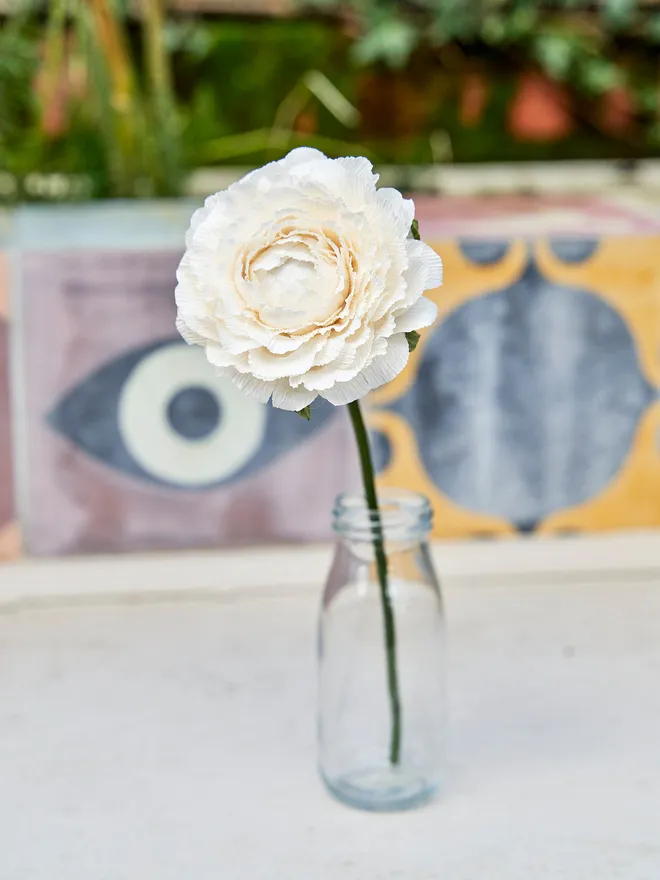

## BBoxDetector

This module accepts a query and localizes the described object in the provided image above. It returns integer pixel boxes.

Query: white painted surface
[3,531,660,608]
[187,160,660,198]
[1,561,659,878]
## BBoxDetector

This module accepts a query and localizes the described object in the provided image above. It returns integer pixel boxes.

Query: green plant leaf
[297,406,312,420]
[481,14,507,45]
[580,57,623,95]
[646,14,660,43]
[352,18,418,69]
[410,218,420,240]
[533,33,574,81]
[405,331,420,353]
[602,0,636,29]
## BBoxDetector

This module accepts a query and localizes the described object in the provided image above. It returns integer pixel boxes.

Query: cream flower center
[240,228,351,333]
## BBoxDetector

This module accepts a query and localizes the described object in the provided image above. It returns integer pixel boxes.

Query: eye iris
[166,386,221,441]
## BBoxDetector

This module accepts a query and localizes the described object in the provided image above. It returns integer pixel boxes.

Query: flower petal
[376,187,415,239]
[204,342,241,369]
[176,315,207,346]
[185,191,222,246]
[321,333,409,405]
[408,239,444,290]
[225,368,276,404]
[394,296,438,333]
[271,382,318,412]
[247,339,319,381]
[280,146,327,168]
[334,156,379,208]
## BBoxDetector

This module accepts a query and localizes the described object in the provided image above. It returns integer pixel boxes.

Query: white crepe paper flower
[175,147,442,412]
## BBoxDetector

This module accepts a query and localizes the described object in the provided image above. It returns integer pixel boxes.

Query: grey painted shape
[48,338,337,491]
[549,238,599,264]
[369,429,392,475]
[392,259,655,529]
[459,240,510,265]
[167,387,221,440]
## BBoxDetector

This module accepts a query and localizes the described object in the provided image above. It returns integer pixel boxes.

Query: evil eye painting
[370,234,660,537]
[18,239,355,556]
[15,200,660,554]
[48,338,335,491]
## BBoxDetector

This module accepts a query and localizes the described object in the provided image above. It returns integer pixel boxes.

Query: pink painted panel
[0,249,18,559]
[19,249,356,556]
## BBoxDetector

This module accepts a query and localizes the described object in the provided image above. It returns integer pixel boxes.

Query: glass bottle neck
[332,491,432,544]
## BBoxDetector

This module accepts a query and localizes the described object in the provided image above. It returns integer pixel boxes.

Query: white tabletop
[1,552,660,879]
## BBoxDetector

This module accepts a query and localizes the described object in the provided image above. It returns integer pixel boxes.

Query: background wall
[2,191,660,558]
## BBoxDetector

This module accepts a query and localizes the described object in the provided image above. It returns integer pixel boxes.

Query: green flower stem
[347,400,402,766]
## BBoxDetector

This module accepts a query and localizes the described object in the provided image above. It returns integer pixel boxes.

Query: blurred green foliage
[1,0,660,200]
[0,7,41,180]
[310,0,658,70]
[168,19,358,166]
[309,0,660,111]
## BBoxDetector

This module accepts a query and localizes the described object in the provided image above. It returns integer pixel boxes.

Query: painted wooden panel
[370,195,660,538]
[0,218,19,559]
[14,205,356,556]
[11,194,660,552]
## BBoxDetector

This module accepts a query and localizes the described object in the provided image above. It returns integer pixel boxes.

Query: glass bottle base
[322,766,438,812]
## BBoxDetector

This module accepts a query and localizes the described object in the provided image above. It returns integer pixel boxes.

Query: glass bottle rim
[333,490,433,540]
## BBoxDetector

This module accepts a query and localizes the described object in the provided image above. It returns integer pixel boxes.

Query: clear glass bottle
[318,490,446,812]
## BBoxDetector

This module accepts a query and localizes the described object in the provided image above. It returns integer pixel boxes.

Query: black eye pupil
[166,386,221,440]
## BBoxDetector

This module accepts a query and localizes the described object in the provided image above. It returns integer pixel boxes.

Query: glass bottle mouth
[332,490,433,542]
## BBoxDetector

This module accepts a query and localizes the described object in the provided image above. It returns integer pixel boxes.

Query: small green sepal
[405,330,420,352]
